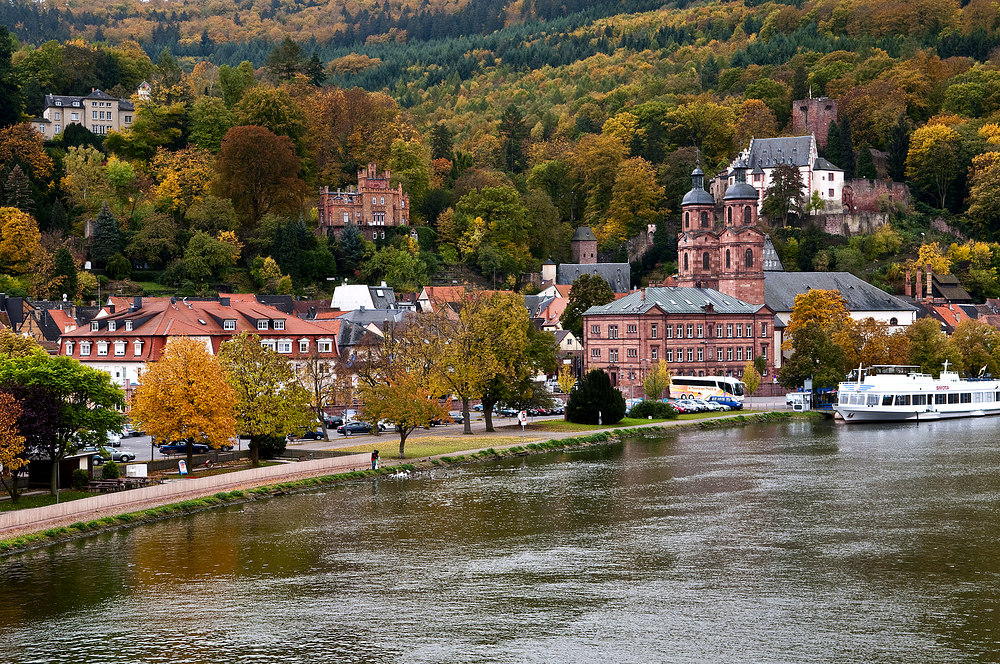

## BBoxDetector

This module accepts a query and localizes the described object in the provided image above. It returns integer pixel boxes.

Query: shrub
[106,253,132,280]
[566,369,626,425]
[256,434,287,460]
[101,461,120,480]
[71,468,90,491]
[627,400,678,420]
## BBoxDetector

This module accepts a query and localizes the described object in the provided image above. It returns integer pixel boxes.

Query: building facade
[582,287,775,398]
[726,136,844,214]
[791,96,838,150]
[33,89,136,138]
[317,163,411,239]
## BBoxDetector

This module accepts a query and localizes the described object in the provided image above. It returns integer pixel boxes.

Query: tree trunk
[483,397,497,432]
[186,438,194,473]
[398,430,407,458]
[249,436,261,467]
[49,458,59,497]
[462,397,472,435]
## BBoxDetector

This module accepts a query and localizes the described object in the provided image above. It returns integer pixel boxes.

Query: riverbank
[0,410,808,556]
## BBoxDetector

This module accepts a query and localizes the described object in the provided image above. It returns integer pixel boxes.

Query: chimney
[904,269,912,297]
[220,297,230,307]
[133,296,142,311]
[926,266,933,301]
[915,269,922,302]
[108,304,115,314]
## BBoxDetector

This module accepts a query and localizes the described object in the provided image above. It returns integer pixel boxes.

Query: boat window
[894,395,910,406]
[867,394,879,406]
[882,395,893,406]
[936,394,947,405]
[913,394,926,405]
[961,393,972,404]
[948,393,960,404]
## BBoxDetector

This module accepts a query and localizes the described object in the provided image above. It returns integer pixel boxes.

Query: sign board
[178,460,188,476]
[126,463,147,478]
[804,378,814,391]
[518,410,528,425]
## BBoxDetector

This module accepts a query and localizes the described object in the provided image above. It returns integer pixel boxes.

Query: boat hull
[835,406,1000,423]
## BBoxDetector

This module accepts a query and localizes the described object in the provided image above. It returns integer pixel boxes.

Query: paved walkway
[0,409,786,542]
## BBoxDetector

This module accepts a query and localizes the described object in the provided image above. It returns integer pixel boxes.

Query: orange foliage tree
[130,337,238,468]
[215,125,304,225]
[0,392,28,503]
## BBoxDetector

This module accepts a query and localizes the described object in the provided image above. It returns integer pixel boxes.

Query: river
[3,417,1000,663]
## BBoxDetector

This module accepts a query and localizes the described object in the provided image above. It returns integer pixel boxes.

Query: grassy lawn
[524,417,673,432]
[134,281,174,296]
[337,435,522,459]
[0,491,93,512]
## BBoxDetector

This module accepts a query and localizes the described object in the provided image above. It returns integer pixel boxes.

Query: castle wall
[792,98,838,150]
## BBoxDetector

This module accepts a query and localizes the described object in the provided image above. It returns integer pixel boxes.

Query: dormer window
[273,319,285,330]
[125,320,133,331]
[97,341,109,356]
[91,321,99,331]
[65,341,74,356]
[80,342,91,356]
[257,320,268,331]
[108,321,116,332]
[114,341,126,356]
[224,319,236,331]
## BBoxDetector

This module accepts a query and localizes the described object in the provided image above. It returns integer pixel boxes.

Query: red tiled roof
[48,308,77,334]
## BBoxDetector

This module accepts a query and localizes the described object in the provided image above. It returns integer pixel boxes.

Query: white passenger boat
[835,363,1000,423]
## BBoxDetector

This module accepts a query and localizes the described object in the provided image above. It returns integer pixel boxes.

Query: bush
[627,400,678,419]
[71,468,90,491]
[566,369,627,425]
[101,461,120,480]
[106,253,132,280]
[256,435,287,460]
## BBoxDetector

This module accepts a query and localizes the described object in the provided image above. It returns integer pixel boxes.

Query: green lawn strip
[0,491,92,512]
[335,436,522,459]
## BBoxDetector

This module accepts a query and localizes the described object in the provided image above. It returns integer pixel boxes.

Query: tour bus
[669,375,746,402]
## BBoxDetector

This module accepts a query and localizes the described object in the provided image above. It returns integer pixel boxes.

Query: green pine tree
[305,52,326,86]
[886,114,910,182]
[856,146,877,180]
[53,247,77,299]
[566,369,626,425]
[839,119,856,179]
[91,202,124,269]
[4,165,34,214]
[339,223,366,275]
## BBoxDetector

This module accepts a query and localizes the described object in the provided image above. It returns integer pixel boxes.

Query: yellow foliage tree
[601,157,665,244]
[152,146,217,216]
[905,122,961,209]
[0,123,54,180]
[130,338,238,467]
[602,111,643,148]
[0,207,41,274]
[557,364,577,395]
[0,392,28,502]
[643,359,672,400]
[0,326,43,359]
[741,360,761,409]
[783,288,849,348]
[834,317,911,369]
[914,241,951,274]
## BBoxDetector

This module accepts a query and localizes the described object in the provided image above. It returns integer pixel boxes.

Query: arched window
[700,211,709,227]
[684,253,689,270]
[725,249,731,269]
[684,211,690,228]
[889,317,898,326]
[702,252,710,270]
[744,205,753,224]
[727,207,732,224]
[745,248,754,268]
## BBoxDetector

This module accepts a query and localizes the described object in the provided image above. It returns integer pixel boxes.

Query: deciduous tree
[0,392,27,502]
[215,126,303,225]
[643,359,672,401]
[906,122,961,209]
[218,332,312,465]
[130,338,238,468]
[602,157,665,244]
[0,207,41,274]
[905,316,957,374]
[561,273,615,339]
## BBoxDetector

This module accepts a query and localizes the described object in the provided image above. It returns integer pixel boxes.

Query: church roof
[571,226,597,242]
[764,272,918,314]
[583,287,766,317]
[762,236,784,272]
[723,181,758,201]
[556,263,630,293]
[682,187,715,206]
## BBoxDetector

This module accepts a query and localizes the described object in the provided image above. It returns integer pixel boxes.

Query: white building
[32,89,136,138]
[727,136,844,214]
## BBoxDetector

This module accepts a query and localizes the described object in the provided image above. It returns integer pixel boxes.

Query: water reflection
[4,418,1000,662]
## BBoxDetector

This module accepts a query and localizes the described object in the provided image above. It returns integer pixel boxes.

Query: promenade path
[0,409,785,540]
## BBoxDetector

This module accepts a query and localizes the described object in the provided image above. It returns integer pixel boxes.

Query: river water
[4,418,1000,663]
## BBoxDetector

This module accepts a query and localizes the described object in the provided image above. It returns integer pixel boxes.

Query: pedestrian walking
[371,449,379,470]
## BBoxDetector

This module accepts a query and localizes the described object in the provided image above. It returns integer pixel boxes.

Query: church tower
[718,159,765,305]
[677,163,719,289]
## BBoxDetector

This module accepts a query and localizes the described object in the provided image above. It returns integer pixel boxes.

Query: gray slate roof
[368,285,397,309]
[762,236,784,272]
[747,136,814,169]
[763,272,918,314]
[571,226,597,242]
[583,287,765,317]
[682,185,715,206]
[557,263,630,293]
[813,157,842,171]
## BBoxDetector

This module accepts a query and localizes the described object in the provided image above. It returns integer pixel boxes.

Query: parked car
[337,421,381,436]
[94,449,136,464]
[106,433,122,447]
[122,423,144,437]
[323,416,344,428]
[449,411,465,424]
[159,442,210,455]
[708,396,742,410]
[293,429,324,440]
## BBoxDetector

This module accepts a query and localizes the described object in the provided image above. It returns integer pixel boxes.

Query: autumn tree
[0,207,41,274]
[0,392,27,502]
[0,123,53,181]
[61,145,109,215]
[742,360,761,410]
[297,346,349,439]
[233,87,308,155]
[761,163,805,227]
[557,364,577,395]
[663,101,735,166]
[906,123,961,209]
[951,319,1000,377]
[215,126,303,225]
[834,317,910,369]
[643,359,671,401]
[734,99,779,151]
[904,317,956,374]
[152,146,216,218]
[561,273,615,339]
[779,289,851,389]
[130,338,238,468]
[602,157,665,244]
[0,354,125,497]
[218,332,312,465]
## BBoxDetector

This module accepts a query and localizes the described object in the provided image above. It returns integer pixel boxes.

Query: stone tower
[571,226,598,264]
[717,160,765,305]
[792,97,838,150]
[677,164,719,290]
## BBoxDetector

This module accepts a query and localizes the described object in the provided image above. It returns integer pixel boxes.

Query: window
[65,341,73,355]
[736,347,743,361]
[626,324,637,335]
[380,197,385,205]
[700,211,708,228]
[684,211,690,229]
[92,110,98,119]
[745,249,754,268]
[91,321,99,331]
[684,253,688,270]
[686,348,693,362]
[318,339,333,353]
[72,112,79,121]
[257,320,268,330]
[114,341,126,356]
[736,324,742,338]
[80,342,91,356]
[828,188,834,197]
[761,322,768,338]
[54,124,60,134]
[746,346,753,360]
[627,348,637,358]
[761,345,767,360]
[697,324,704,338]
[591,324,600,336]
[650,323,658,339]
[108,321,116,332]
[261,339,276,351]
[744,205,752,223]
[133,340,143,356]
[591,348,601,358]
[665,325,673,339]
[717,324,724,337]
[914,394,927,405]
[889,317,898,326]
[727,207,732,224]
[651,347,658,360]
[224,319,236,331]
[935,394,947,405]
[299,339,309,353]
[608,325,618,339]
[373,232,378,239]
[725,249,731,268]
[273,319,285,331]
[745,324,752,337]
[277,340,292,353]
[675,324,683,338]
[726,324,733,338]
[697,347,704,361]
[665,349,673,362]
[344,212,349,224]
[124,115,131,123]
[609,349,618,363]
[97,342,109,356]
[717,348,724,361]
[686,324,694,338]
[726,347,733,361]
[702,252,710,270]
[372,196,377,205]
[125,320,133,331]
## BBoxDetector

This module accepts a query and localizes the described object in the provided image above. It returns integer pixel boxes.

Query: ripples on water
[4,418,1000,663]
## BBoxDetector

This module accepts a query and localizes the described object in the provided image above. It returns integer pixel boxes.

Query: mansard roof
[583,287,767,316]
[556,263,630,293]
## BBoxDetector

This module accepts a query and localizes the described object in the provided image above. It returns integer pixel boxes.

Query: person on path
[371,449,379,470]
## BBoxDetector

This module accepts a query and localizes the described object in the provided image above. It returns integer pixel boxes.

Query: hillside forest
[3,0,1000,301]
